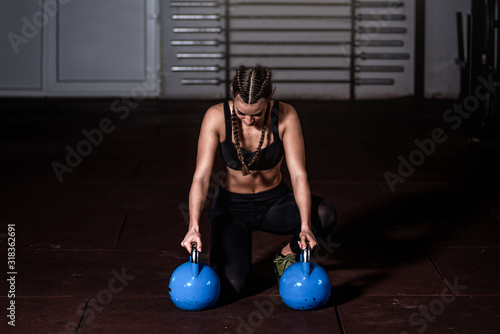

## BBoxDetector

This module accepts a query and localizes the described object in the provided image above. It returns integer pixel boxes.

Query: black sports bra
[219,100,284,171]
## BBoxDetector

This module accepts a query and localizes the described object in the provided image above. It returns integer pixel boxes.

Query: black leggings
[209,181,337,297]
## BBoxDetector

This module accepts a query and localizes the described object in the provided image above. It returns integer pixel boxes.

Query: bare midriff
[222,162,283,194]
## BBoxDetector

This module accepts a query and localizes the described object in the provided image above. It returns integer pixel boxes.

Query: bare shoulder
[277,101,300,130]
[204,102,224,122]
[202,102,225,133]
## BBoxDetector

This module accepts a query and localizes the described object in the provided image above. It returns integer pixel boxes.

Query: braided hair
[230,65,274,175]
[231,65,273,104]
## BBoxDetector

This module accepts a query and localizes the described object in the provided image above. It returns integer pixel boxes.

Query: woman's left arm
[281,104,317,251]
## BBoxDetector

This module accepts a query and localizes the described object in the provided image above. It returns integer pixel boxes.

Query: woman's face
[233,95,269,127]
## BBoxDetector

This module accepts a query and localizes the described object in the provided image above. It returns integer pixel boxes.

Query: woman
[181,65,336,300]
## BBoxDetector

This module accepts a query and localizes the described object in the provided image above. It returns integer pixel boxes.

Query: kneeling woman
[181,65,337,300]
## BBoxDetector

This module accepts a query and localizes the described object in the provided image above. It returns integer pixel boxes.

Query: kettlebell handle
[301,245,311,263]
[190,242,199,264]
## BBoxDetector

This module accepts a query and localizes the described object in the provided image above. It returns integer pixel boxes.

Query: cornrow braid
[230,65,274,176]
[256,70,272,101]
[232,65,273,103]
[236,67,244,101]
[231,102,271,176]
[248,69,256,104]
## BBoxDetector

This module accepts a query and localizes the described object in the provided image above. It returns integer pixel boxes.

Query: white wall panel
[354,0,415,99]
[45,0,160,96]
[425,0,470,99]
[161,0,225,99]
[0,0,160,97]
[58,0,146,82]
[0,1,42,89]
[162,0,415,100]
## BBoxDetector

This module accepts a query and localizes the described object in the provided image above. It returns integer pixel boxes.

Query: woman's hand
[298,227,317,250]
[181,230,202,253]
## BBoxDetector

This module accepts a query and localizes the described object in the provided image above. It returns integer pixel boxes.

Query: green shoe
[273,244,297,283]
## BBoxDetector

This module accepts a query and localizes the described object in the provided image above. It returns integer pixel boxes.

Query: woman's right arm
[181,106,221,253]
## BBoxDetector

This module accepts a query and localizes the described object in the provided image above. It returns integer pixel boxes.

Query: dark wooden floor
[1,97,499,333]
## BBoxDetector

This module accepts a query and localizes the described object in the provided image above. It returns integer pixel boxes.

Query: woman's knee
[226,270,248,294]
[316,198,337,232]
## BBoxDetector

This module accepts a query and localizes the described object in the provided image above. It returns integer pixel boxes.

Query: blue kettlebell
[279,246,331,310]
[169,243,220,311]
